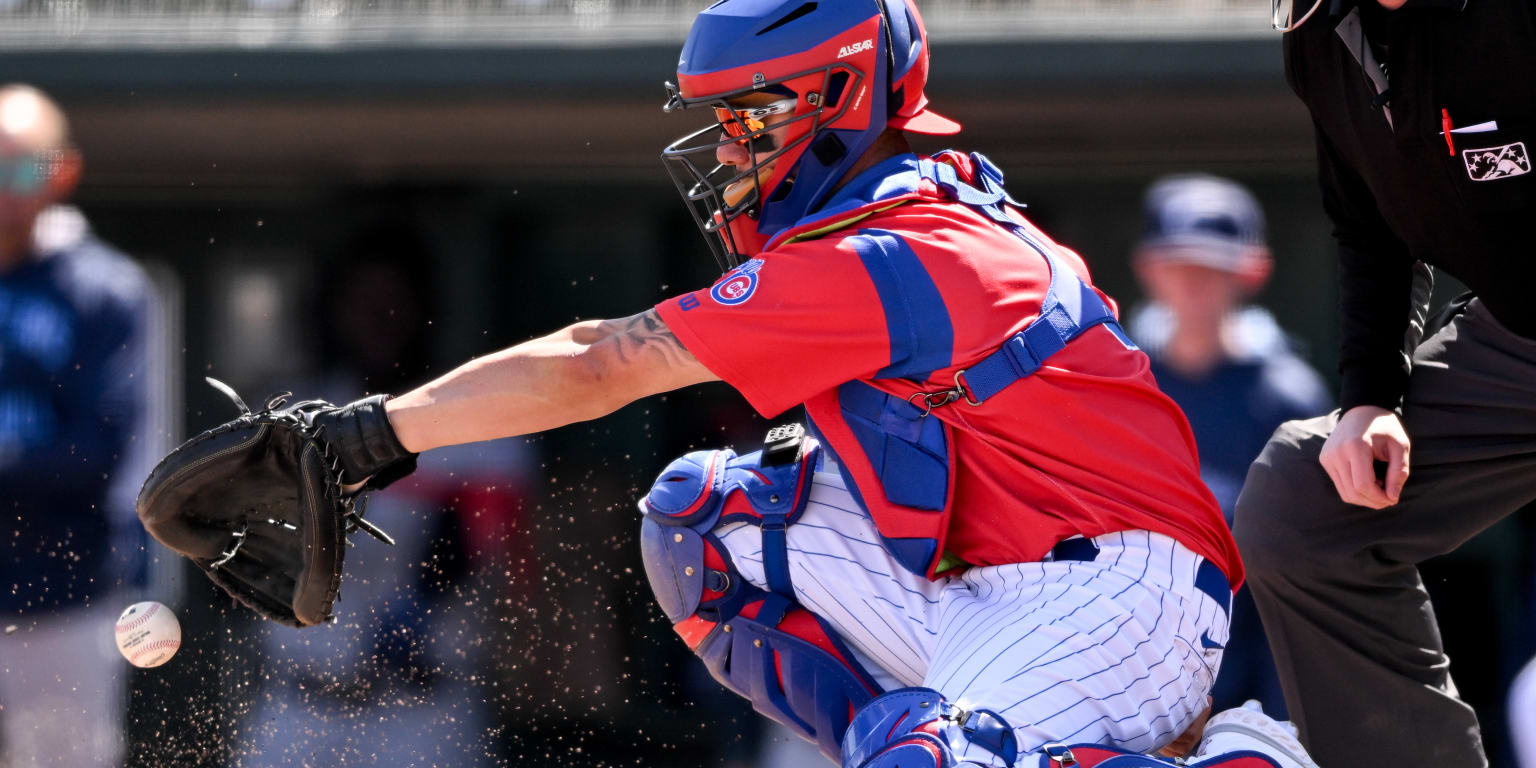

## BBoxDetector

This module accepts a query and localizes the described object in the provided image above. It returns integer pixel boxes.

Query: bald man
[0,84,152,767]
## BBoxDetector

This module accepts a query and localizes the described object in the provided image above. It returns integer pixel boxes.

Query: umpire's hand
[1319,405,1411,509]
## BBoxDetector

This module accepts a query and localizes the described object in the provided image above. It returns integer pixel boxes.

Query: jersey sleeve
[1315,122,1425,412]
[657,234,930,417]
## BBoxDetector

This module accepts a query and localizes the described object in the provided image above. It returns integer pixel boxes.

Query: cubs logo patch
[1462,141,1530,182]
[710,258,764,306]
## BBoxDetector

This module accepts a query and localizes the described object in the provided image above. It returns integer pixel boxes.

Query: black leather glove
[136,379,418,627]
[309,394,418,490]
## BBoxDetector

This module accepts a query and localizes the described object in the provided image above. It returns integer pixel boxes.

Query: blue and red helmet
[661,0,960,270]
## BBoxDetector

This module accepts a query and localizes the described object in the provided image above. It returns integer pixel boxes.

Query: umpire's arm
[384,308,717,453]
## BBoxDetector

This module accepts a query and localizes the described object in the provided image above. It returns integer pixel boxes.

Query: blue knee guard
[640,424,818,607]
[842,688,1018,768]
[638,427,883,762]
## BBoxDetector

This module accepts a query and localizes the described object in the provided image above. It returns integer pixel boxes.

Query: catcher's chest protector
[637,428,882,762]
[757,152,1133,580]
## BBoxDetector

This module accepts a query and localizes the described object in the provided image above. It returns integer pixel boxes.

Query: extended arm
[384,308,717,453]
[1313,125,1424,508]
[138,309,716,625]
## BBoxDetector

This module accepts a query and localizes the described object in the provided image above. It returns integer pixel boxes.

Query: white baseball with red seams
[114,601,181,668]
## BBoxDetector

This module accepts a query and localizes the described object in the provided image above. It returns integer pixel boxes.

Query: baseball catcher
[139,1,1324,766]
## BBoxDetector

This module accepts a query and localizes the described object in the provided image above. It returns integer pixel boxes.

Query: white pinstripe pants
[715,469,1230,764]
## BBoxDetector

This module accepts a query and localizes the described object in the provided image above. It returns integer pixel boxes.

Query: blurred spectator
[0,84,152,766]
[1127,174,1329,717]
[240,222,538,767]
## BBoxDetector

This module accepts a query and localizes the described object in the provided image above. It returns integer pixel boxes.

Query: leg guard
[1027,744,1282,768]
[638,427,882,762]
[838,693,1283,768]
[842,688,1019,768]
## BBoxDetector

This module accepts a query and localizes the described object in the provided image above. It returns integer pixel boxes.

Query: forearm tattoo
[597,309,696,369]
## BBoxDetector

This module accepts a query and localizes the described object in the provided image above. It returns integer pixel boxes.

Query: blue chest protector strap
[917,155,1137,407]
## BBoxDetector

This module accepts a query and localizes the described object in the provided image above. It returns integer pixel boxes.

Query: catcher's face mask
[661,77,838,272]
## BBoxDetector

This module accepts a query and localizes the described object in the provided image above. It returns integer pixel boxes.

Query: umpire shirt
[1284,0,1536,411]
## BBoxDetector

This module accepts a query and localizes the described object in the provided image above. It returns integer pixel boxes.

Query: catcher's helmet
[661,0,960,270]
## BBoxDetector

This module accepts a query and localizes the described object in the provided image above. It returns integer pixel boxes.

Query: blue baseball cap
[1136,174,1267,271]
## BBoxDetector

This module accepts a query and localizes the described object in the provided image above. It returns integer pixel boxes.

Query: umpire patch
[1463,141,1530,182]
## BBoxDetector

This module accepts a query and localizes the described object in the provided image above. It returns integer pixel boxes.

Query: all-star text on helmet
[661,0,960,271]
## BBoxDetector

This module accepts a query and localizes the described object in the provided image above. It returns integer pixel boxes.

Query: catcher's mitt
[137,378,417,627]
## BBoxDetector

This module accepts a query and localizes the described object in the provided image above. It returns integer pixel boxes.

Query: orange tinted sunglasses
[713,99,798,139]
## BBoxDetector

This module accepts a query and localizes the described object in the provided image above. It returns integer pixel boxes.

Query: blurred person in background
[1127,174,1330,718]
[0,84,151,766]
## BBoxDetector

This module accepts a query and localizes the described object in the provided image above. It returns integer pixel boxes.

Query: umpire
[1236,0,1535,766]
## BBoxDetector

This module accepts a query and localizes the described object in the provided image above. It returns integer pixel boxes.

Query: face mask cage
[661,62,863,272]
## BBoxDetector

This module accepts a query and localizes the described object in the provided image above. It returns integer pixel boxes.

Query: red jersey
[656,152,1242,587]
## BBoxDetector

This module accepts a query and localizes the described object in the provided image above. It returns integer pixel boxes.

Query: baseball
[114,601,181,668]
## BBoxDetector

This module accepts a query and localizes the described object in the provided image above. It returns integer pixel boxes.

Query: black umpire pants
[1234,298,1536,768]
